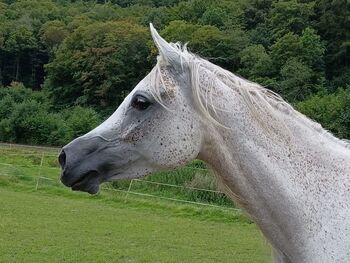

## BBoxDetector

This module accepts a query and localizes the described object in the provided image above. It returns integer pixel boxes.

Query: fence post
[124,179,134,203]
[35,152,45,191]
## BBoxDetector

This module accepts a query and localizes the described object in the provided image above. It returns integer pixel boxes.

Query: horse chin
[63,170,101,195]
[72,181,100,195]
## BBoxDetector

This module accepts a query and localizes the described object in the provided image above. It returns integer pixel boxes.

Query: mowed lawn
[0,187,271,263]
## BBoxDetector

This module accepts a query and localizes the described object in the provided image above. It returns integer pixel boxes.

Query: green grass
[0,144,272,262]
[0,187,271,263]
[0,146,60,181]
[0,146,234,207]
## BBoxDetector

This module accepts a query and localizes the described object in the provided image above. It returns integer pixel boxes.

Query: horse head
[59,25,204,194]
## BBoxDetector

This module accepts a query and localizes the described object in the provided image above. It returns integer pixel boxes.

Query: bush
[6,100,65,145]
[0,119,15,142]
[62,106,102,139]
[0,85,102,146]
[0,95,15,119]
[297,88,350,139]
[0,82,49,105]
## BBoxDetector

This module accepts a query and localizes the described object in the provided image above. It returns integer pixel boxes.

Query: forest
[0,0,349,145]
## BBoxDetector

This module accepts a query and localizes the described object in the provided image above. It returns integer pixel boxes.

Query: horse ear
[150,23,182,67]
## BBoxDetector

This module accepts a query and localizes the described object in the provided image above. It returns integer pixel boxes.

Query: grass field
[0,145,234,207]
[0,144,271,262]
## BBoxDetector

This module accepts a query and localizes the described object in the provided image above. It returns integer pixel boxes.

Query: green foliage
[0,84,101,146]
[0,82,48,104]
[160,20,198,42]
[112,0,181,7]
[141,6,178,29]
[161,20,249,70]
[243,0,272,30]
[199,7,227,28]
[270,32,303,69]
[279,58,315,102]
[174,0,245,30]
[3,25,37,53]
[61,106,102,139]
[45,20,151,110]
[297,88,350,139]
[0,0,349,142]
[269,28,326,102]
[315,0,350,87]
[0,97,67,145]
[40,20,67,52]
[239,44,273,82]
[300,27,326,71]
[268,0,314,39]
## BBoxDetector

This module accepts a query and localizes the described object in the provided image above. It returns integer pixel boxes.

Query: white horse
[59,24,350,262]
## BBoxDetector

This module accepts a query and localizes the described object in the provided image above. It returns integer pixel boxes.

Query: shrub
[297,88,350,139]
[0,95,15,119]
[62,106,102,139]
[0,82,49,105]
[0,119,15,142]
[7,100,65,145]
[0,83,103,146]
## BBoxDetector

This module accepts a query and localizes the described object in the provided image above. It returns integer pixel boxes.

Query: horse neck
[197,82,350,261]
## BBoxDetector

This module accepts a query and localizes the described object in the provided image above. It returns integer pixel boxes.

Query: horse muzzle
[58,136,109,194]
[61,169,100,194]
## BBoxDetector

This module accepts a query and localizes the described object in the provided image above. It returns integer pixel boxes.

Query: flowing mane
[151,42,350,150]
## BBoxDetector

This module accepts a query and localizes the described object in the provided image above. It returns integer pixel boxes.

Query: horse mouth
[61,170,100,195]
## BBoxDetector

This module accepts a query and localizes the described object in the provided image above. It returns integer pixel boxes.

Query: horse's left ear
[150,23,183,69]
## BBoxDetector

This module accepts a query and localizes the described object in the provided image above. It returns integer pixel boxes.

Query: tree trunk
[15,55,20,81]
[31,53,36,88]
[0,55,2,86]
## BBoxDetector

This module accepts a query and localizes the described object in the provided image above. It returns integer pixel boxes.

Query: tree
[248,24,272,48]
[268,0,314,39]
[270,32,303,69]
[161,20,249,71]
[315,0,350,87]
[270,29,326,101]
[0,83,101,145]
[45,21,151,111]
[141,6,178,29]
[238,44,274,84]
[199,1,245,30]
[40,20,67,54]
[173,0,245,30]
[279,58,316,102]
[300,27,325,72]
[4,25,37,81]
[174,0,208,23]
[160,20,198,43]
[199,7,227,28]
[297,88,350,139]
[243,0,272,30]
[61,106,101,139]
[270,28,325,73]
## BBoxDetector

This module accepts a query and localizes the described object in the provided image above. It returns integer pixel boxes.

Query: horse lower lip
[68,170,98,187]
[71,175,88,188]
[69,171,100,194]
[72,179,99,194]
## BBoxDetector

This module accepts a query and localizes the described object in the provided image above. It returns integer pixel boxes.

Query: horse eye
[131,95,151,110]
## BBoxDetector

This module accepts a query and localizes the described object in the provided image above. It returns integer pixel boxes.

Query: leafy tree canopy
[44,20,151,111]
[0,0,349,144]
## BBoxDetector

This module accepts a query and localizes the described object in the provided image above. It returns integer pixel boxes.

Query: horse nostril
[58,150,66,169]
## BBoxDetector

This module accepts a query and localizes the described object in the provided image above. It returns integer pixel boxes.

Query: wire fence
[0,142,238,211]
[0,142,60,152]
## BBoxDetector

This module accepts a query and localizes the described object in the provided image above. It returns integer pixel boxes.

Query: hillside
[0,0,349,145]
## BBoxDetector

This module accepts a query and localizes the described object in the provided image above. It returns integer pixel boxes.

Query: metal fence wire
[0,143,238,211]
